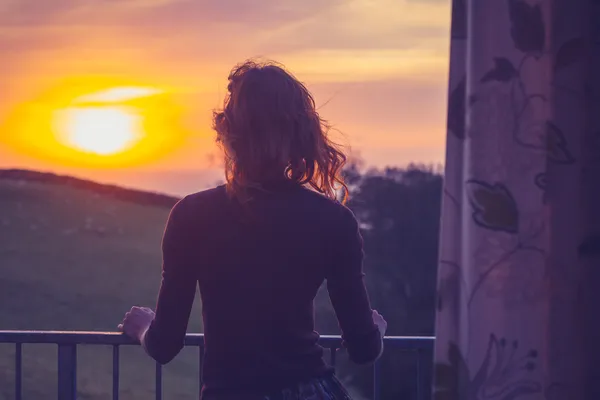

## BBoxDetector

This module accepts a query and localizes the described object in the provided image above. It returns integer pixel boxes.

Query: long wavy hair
[212,60,348,203]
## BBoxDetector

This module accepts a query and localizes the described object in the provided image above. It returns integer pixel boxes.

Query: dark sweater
[142,182,382,397]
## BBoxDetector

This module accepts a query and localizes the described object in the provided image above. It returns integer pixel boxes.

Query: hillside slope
[0,171,345,400]
[0,172,209,399]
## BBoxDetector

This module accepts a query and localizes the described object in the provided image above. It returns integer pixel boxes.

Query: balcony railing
[0,331,434,400]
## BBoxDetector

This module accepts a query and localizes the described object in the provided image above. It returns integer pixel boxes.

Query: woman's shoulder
[181,185,227,204]
[296,186,357,223]
[172,185,227,216]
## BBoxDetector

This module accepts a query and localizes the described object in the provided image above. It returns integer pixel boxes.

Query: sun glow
[4,81,190,168]
[55,106,143,155]
[51,86,161,156]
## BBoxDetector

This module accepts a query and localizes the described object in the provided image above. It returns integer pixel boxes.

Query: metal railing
[0,331,434,400]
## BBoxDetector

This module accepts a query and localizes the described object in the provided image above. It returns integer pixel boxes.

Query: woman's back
[119,60,385,400]
[145,183,381,396]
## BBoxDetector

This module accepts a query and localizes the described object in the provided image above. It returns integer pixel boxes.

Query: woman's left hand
[118,306,155,342]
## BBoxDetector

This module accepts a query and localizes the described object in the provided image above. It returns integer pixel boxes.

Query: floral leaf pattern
[469,94,478,106]
[534,173,548,203]
[507,0,545,54]
[546,122,576,164]
[466,180,519,233]
[533,173,547,191]
[554,37,587,72]
[437,261,468,313]
[481,58,518,83]
[434,342,470,400]
[434,335,541,400]
[448,77,467,139]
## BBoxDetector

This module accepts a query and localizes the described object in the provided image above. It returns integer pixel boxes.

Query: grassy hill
[0,170,206,399]
[0,170,360,400]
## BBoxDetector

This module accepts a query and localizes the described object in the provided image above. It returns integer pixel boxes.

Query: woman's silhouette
[119,60,387,400]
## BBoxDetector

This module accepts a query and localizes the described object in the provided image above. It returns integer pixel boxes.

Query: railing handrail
[0,330,434,348]
[0,330,435,400]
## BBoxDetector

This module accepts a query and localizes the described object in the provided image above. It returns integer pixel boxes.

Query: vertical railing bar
[155,362,163,400]
[373,360,381,400]
[57,344,77,400]
[15,343,22,400]
[112,345,120,400]
[416,349,422,400]
[198,346,204,398]
[329,347,337,370]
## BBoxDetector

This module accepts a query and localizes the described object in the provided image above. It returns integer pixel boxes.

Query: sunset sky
[0,0,450,195]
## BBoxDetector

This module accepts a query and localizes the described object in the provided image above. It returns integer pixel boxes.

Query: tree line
[316,163,443,399]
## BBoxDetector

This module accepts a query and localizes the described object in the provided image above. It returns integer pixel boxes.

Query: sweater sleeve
[142,198,197,365]
[325,207,383,365]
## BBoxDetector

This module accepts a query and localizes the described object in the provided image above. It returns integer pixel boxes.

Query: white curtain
[434,0,600,399]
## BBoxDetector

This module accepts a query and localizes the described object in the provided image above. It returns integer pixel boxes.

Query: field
[0,171,362,399]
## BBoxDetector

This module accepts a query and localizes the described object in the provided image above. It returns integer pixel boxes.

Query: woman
[118,60,388,400]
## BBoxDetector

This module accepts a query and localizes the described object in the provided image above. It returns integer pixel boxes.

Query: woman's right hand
[372,309,387,337]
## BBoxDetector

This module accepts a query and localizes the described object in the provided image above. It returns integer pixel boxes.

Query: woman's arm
[325,207,383,365]
[142,199,197,365]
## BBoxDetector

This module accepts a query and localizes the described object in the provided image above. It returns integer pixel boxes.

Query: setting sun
[3,82,193,168]
[54,106,143,156]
